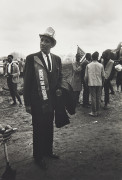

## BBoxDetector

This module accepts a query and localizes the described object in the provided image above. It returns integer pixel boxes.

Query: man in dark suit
[23,27,62,169]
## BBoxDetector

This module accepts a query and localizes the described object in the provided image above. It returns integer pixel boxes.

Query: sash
[34,56,53,113]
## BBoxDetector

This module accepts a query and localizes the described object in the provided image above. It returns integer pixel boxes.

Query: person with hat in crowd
[5,55,22,106]
[101,49,115,109]
[70,53,82,107]
[23,27,62,169]
[84,51,105,116]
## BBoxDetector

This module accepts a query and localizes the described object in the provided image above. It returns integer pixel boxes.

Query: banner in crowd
[77,45,86,62]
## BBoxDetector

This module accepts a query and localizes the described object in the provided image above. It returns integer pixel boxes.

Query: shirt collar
[42,52,51,59]
[8,62,13,66]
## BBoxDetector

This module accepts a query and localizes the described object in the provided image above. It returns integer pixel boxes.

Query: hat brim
[39,34,56,47]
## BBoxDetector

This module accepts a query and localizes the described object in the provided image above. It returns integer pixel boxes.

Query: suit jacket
[55,82,75,128]
[85,61,105,86]
[70,61,82,91]
[23,51,62,109]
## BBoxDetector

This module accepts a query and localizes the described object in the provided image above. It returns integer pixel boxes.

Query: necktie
[46,54,51,71]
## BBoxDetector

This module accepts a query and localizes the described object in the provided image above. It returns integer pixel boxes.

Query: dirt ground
[0,72,122,180]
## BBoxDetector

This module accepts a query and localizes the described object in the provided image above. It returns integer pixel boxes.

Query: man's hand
[25,106,31,114]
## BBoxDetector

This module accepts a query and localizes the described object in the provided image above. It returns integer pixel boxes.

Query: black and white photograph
[0,0,122,179]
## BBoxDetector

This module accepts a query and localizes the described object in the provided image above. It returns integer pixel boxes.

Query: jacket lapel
[36,52,56,74]
[36,52,48,73]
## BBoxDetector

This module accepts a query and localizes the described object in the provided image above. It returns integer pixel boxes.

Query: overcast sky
[0,0,122,58]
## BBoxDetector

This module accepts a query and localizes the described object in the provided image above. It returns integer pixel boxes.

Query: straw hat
[39,27,56,47]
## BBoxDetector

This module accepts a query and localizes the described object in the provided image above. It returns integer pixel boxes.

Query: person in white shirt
[84,51,105,116]
[5,55,22,106]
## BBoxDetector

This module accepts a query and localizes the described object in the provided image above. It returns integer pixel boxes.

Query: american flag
[77,45,86,62]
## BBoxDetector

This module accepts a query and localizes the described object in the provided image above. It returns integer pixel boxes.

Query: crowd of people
[2,27,122,170]
[71,48,122,116]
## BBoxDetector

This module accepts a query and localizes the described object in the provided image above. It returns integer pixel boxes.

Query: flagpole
[80,55,86,63]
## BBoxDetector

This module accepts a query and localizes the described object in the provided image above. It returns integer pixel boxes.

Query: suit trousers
[89,86,102,113]
[31,96,54,160]
[7,77,21,104]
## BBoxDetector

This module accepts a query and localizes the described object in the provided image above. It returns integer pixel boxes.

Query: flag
[77,45,86,62]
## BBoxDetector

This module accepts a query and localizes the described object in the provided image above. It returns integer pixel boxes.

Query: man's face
[40,36,53,54]
[8,57,12,63]
[102,52,110,62]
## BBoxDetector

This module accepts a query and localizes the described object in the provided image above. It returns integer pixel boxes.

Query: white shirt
[8,62,13,73]
[115,64,122,72]
[85,61,105,86]
[42,52,52,71]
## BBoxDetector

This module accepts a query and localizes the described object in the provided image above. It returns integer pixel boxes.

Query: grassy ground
[0,65,122,180]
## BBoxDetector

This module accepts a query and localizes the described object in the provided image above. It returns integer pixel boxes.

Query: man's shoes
[89,112,97,117]
[10,102,17,106]
[19,103,23,107]
[47,153,60,159]
[35,159,47,170]
[85,105,90,108]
